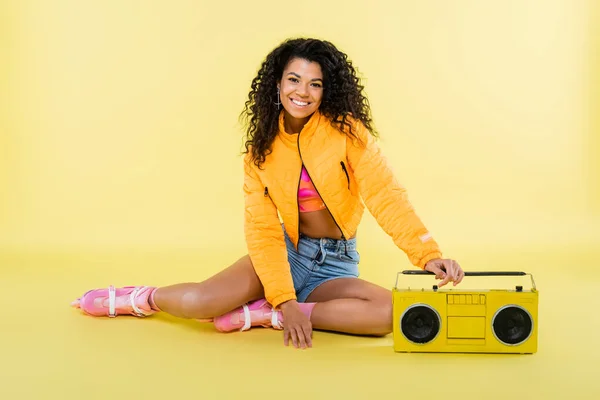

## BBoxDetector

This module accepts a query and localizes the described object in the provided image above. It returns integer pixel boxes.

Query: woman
[71,38,464,349]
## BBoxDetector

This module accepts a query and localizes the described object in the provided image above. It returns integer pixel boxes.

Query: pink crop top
[298,165,326,212]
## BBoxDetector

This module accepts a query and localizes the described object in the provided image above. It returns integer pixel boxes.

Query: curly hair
[240,38,378,168]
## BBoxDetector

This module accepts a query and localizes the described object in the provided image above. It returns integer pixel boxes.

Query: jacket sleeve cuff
[418,251,443,270]
[270,292,297,310]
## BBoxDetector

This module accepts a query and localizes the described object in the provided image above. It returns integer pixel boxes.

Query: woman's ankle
[149,288,161,312]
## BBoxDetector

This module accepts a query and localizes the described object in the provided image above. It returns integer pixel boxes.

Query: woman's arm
[242,153,297,309]
[346,121,443,269]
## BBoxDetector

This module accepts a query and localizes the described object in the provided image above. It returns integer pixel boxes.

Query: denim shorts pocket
[290,264,311,292]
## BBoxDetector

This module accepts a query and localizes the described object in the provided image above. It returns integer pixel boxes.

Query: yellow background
[1,0,599,399]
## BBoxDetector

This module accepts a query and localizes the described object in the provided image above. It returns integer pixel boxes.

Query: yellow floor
[1,244,600,400]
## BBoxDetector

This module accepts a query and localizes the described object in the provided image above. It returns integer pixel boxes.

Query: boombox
[392,270,538,354]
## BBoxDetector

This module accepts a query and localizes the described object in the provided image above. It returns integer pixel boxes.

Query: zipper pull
[340,161,350,189]
[264,187,269,197]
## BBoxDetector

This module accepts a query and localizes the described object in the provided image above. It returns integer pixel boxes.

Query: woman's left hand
[425,258,464,287]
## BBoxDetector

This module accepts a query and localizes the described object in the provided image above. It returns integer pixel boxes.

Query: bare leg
[152,255,264,320]
[72,254,266,322]
[305,278,393,336]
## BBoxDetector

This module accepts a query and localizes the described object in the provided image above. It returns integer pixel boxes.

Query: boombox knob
[432,285,438,291]
[516,286,523,292]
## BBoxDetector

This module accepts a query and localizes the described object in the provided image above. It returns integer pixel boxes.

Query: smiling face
[277,57,324,133]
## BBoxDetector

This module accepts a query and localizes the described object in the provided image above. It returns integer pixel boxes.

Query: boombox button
[433,285,438,291]
[516,286,523,292]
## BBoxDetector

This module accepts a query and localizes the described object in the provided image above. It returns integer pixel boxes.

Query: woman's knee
[179,284,228,319]
[370,297,393,336]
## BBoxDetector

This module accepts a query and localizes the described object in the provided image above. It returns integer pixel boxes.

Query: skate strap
[109,286,116,317]
[129,287,148,317]
[241,304,251,331]
[107,285,149,318]
[271,309,282,329]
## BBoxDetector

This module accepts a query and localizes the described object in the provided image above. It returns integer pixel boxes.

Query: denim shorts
[283,227,360,302]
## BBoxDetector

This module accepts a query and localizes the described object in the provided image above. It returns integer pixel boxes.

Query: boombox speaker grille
[492,305,533,345]
[401,304,441,344]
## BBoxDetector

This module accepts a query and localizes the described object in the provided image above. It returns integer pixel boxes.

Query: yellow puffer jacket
[243,110,442,308]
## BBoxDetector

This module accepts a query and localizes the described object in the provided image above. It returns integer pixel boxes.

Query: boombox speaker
[392,270,538,354]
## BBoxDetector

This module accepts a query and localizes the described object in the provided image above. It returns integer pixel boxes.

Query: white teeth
[291,99,308,106]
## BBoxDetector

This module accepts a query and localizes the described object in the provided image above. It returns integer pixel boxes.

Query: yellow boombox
[392,270,538,354]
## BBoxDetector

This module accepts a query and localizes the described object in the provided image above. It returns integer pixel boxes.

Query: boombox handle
[397,270,537,291]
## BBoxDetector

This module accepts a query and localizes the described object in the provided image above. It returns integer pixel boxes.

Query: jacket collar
[277,109,323,148]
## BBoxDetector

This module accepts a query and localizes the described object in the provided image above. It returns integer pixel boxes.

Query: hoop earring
[274,87,281,110]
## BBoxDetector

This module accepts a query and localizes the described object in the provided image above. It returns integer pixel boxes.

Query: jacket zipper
[340,161,350,189]
[297,137,349,257]
[296,168,301,245]
[264,186,270,198]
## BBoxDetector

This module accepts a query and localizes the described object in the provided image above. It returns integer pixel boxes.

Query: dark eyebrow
[286,72,323,82]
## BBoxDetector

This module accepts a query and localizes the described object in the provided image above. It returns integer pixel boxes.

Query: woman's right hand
[279,300,313,349]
